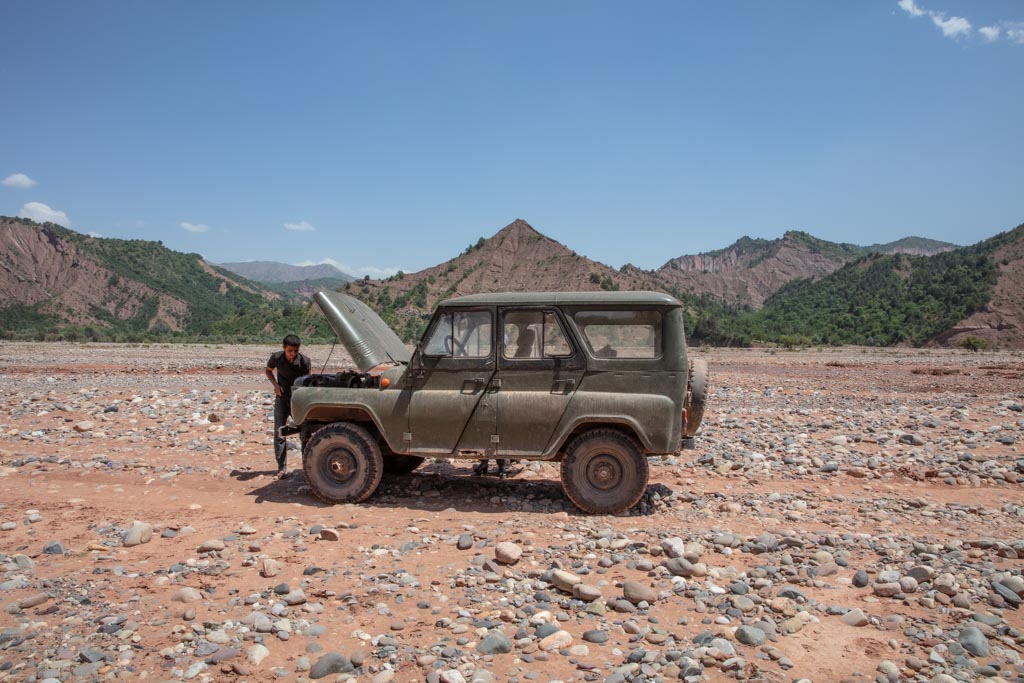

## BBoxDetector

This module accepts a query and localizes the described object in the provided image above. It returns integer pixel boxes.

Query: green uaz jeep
[289,290,708,514]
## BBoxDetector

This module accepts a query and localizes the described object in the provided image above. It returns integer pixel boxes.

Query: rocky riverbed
[1,342,1022,683]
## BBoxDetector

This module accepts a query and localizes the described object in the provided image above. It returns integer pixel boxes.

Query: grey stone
[992,580,1022,606]
[735,625,766,646]
[42,541,64,555]
[622,581,657,604]
[666,557,696,576]
[572,584,602,602]
[877,660,900,677]
[309,652,353,679]
[873,582,901,598]
[776,586,805,600]
[840,608,869,627]
[477,630,512,655]
[283,589,307,605]
[550,569,581,593]
[959,626,989,657]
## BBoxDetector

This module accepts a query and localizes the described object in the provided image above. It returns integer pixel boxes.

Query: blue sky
[1,2,1021,277]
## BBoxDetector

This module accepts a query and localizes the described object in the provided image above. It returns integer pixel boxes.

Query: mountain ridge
[655,230,955,308]
[1,215,1019,348]
[218,260,354,284]
[0,217,327,342]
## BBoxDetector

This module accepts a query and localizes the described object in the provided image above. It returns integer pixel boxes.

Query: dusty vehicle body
[290,290,708,514]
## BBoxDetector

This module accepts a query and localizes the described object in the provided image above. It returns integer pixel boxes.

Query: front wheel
[560,430,649,514]
[303,423,383,504]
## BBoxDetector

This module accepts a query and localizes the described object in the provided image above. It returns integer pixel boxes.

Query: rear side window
[503,310,572,360]
[574,310,662,359]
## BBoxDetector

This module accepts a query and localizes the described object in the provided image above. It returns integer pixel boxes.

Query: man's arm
[265,366,282,397]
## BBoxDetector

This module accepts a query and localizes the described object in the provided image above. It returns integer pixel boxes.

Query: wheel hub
[587,453,623,491]
[326,449,356,481]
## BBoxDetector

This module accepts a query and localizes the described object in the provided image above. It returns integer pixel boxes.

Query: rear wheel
[303,423,383,504]
[560,429,648,514]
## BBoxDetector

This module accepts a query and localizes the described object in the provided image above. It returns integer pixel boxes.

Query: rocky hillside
[3,214,1016,348]
[683,222,1022,349]
[935,224,1024,349]
[656,231,956,309]
[345,219,663,339]
[0,217,325,342]
[0,218,190,332]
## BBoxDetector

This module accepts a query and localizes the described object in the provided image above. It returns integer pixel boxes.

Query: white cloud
[2,173,37,188]
[179,221,209,233]
[979,25,1001,41]
[1006,21,1024,44]
[87,231,102,238]
[295,257,401,279]
[930,12,971,38]
[19,202,70,227]
[897,0,924,17]
[284,220,315,232]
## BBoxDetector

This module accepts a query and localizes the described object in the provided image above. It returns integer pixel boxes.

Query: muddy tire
[383,454,424,475]
[685,358,709,436]
[560,429,649,514]
[303,423,383,504]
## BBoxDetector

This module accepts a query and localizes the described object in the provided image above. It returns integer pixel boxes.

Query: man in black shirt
[265,334,311,478]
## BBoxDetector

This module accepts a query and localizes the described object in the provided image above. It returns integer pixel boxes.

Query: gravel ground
[0,341,1022,683]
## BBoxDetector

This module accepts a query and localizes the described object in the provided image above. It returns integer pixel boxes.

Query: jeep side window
[574,310,662,359]
[502,310,572,360]
[457,312,492,358]
[423,311,492,358]
[423,312,452,356]
[543,312,571,357]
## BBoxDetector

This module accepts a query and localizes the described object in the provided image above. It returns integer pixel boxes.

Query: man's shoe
[274,468,287,480]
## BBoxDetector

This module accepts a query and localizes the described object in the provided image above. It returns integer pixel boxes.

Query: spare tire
[685,358,709,436]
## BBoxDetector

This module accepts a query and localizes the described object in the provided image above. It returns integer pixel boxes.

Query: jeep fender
[547,415,655,458]
[290,387,406,455]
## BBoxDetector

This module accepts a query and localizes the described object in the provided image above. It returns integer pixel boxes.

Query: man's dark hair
[283,334,301,348]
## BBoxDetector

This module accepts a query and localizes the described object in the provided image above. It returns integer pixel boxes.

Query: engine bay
[295,370,380,390]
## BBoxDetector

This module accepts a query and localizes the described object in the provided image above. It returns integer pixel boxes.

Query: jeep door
[407,308,496,454]
[494,309,584,456]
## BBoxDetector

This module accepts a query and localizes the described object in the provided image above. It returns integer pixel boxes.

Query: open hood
[314,291,411,372]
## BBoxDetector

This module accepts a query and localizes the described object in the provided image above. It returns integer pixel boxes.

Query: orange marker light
[381,377,391,389]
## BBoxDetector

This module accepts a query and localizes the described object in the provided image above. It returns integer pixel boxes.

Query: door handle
[462,377,485,394]
[552,379,576,394]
